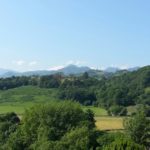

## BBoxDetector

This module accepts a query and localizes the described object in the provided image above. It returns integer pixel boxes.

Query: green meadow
[0,86,58,114]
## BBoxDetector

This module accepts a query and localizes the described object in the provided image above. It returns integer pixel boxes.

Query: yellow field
[95,117,124,131]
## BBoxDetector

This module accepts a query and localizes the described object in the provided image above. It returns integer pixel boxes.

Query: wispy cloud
[12,60,25,66]
[28,61,38,66]
[49,65,64,71]
[109,64,130,70]
[12,60,38,67]
[66,60,87,66]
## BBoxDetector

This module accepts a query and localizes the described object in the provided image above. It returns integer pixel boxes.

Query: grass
[95,117,124,131]
[0,86,58,103]
[0,86,59,114]
[83,106,108,116]
[0,102,33,114]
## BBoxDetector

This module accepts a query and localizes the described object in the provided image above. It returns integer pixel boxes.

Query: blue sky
[0,0,150,71]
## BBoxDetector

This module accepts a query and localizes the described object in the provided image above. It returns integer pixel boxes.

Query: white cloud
[90,66,105,70]
[109,64,130,70]
[28,61,38,66]
[12,60,38,71]
[66,60,87,66]
[12,60,25,66]
[90,65,131,71]
[49,65,64,71]
[118,65,130,70]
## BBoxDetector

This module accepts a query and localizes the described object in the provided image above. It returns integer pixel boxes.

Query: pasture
[83,106,108,116]
[95,117,124,131]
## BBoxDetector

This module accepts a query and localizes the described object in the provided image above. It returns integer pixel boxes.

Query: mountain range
[0,65,140,78]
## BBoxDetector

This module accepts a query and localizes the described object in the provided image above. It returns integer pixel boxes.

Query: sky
[0,0,150,71]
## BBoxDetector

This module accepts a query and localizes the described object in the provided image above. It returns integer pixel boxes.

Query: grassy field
[0,86,58,103]
[0,102,35,114]
[95,117,124,131]
[83,106,108,116]
[0,86,59,114]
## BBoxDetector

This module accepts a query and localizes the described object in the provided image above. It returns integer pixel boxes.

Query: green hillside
[0,86,59,114]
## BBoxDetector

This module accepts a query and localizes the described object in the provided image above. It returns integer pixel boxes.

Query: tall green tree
[124,110,150,148]
[6,101,96,150]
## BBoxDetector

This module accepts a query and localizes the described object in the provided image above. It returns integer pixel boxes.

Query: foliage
[0,112,20,146]
[58,88,96,105]
[96,66,150,107]
[0,74,62,90]
[0,102,149,149]
[124,110,150,148]
[103,138,145,150]
[108,105,127,116]
[39,75,61,88]
[97,132,125,148]
[5,101,96,149]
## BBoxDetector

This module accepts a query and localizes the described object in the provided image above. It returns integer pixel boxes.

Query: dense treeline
[97,66,150,107]
[59,66,150,108]
[0,101,149,150]
[0,74,62,90]
[0,66,149,111]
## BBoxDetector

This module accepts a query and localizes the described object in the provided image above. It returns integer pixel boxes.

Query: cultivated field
[95,117,124,131]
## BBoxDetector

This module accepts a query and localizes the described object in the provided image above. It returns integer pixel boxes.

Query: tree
[82,72,89,79]
[58,88,96,105]
[0,113,20,146]
[103,138,145,150]
[108,105,127,116]
[55,127,92,150]
[124,110,150,148]
[6,101,96,149]
[39,75,60,88]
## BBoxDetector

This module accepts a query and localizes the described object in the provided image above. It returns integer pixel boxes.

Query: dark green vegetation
[124,111,150,148]
[0,101,149,150]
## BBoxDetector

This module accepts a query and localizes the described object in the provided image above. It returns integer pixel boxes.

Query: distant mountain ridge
[0,65,140,78]
[0,69,14,75]
[0,65,91,78]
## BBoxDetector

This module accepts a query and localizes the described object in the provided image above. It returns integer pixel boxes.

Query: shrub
[108,105,127,116]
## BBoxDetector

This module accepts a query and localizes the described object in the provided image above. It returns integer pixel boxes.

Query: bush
[97,132,125,149]
[0,113,20,146]
[103,138,145,150]
[108,105,127,116]
[124,110,150,148]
